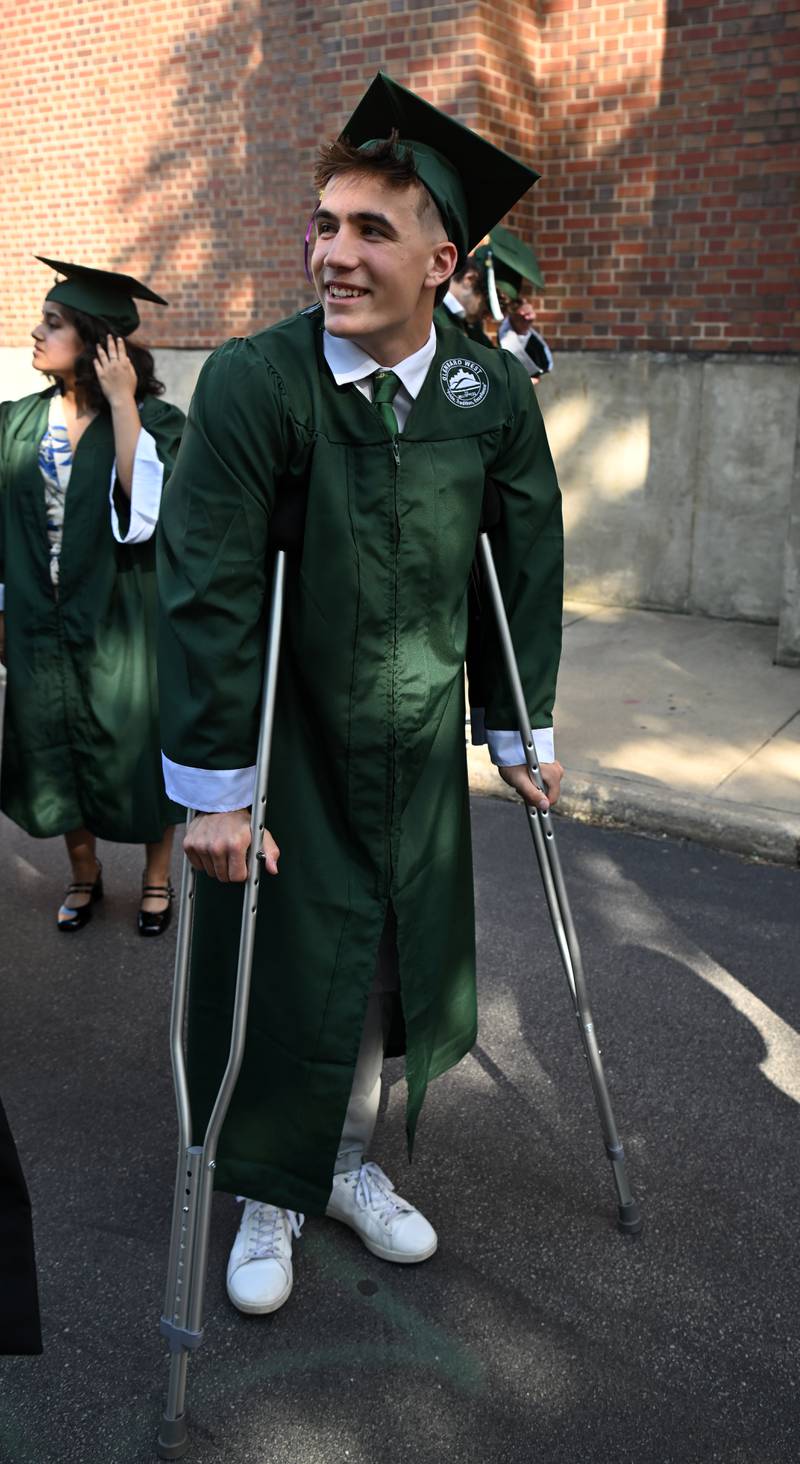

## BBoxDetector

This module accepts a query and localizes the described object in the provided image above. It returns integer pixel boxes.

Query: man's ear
[426,240,459,292]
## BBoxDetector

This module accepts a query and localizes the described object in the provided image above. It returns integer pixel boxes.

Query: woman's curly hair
[47,304,165,410]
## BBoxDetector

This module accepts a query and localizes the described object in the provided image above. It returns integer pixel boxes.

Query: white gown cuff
[487,727,555,766]
[162,755,256,813]
[110,428,165,544]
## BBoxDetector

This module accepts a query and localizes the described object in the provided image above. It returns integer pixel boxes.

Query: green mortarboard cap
[340,73,540,267]
[472,225,545,296]
[36,256,168,336]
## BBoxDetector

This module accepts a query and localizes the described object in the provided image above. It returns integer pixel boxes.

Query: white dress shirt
[442,289,466,318]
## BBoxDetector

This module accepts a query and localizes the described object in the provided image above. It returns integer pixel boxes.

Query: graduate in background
[158,74,564,1316]
[436,257,495,347]
[477,226,555,383]
[499,295,554,383]
[0,261,185,935]
[437,225,553,378]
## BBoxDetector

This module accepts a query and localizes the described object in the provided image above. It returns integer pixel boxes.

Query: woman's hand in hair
[94,335,138,409]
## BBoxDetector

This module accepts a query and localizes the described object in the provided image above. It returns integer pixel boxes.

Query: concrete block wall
[537,353,800,659]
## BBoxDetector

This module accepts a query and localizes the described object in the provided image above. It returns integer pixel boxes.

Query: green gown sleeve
[140,395,185,484]
[477,350,564,736]
[157,339,287,773]
[140,395,185,458]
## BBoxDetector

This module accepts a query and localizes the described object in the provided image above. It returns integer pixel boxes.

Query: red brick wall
[1,0,797,353]
[531,0,800,352]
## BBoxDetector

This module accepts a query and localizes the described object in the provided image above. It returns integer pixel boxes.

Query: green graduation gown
[157,307,563,1214]
[0,389,185,842]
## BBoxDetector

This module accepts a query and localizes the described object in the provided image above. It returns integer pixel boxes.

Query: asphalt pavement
[0,800,798,1464]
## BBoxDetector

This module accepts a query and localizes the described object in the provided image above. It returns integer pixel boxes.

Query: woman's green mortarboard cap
[339,73,540,268]
[36,257,168,337]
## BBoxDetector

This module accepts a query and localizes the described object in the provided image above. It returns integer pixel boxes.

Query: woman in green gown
[0,260,185,933]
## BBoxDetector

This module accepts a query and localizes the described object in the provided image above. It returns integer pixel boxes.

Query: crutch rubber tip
[617,1200,643,1236]
[156,1415,189,1460]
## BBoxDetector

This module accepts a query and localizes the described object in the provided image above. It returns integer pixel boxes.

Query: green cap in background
[472,225,544,297]
[36,257,168,337]
[340,73,540,267]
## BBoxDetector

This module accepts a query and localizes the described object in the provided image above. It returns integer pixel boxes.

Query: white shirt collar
[442,289,465,317]
[323,322,436,401]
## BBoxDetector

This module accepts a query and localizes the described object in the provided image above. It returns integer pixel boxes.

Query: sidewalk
[468,600,800,866]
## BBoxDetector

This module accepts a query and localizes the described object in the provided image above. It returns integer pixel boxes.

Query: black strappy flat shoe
[137,878,174,938]
[57,861,103,932]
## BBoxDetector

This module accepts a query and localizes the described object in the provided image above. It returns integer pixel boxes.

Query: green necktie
[372,369,402,439]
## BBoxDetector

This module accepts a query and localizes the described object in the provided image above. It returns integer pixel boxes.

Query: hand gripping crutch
[156,520,297,1459]
[477,486,642,1237]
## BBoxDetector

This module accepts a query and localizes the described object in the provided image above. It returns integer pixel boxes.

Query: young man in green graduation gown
[158,73,565,1316]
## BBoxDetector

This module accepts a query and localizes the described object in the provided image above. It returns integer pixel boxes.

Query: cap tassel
[485,251,504,322]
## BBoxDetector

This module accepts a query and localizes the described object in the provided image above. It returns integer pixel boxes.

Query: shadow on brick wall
[112,2,316,346]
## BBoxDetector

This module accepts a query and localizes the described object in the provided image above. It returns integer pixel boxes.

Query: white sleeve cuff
[161,755,256,812]
[498,328,534,369]
[110,428,165,544]
[487,727,555,766]
[0,583,4,611]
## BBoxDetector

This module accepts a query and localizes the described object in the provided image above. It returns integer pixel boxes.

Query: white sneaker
[226,1199,304,1315]
[326,1162,438,1264]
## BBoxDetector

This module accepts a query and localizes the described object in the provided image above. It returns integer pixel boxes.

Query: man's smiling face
[311,170,456,365]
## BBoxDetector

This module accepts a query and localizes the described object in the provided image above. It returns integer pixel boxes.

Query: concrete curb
[467,752,800,868]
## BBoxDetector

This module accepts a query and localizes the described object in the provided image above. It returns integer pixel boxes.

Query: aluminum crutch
[477,529,642,1236]
[156,549,287,1460]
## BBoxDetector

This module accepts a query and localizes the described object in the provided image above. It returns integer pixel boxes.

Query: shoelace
[239,1200,304,1261]
[352,1162,411,1223]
